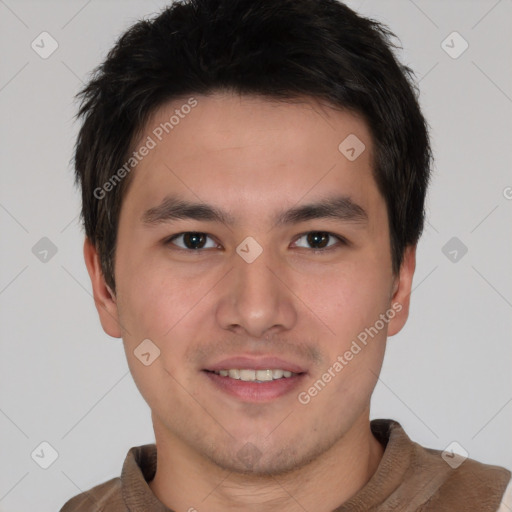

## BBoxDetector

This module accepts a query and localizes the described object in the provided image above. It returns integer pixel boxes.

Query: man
[60,0,511,510]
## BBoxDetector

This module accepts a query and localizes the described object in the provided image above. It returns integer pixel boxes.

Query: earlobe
[83,238,122,338]
[387,245,416,337]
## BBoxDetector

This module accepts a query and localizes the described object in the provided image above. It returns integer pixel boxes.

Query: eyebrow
[141,194,368,228]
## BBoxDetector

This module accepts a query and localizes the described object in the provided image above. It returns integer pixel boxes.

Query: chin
[202,437,327,478]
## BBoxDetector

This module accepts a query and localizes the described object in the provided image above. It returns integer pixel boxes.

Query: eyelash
[163,231,348,254]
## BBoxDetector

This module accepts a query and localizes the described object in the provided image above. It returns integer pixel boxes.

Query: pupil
[184,232,205,249]
[308,232,328,249]
[182,232,329,250]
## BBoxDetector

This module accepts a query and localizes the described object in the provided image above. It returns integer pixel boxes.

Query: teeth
[240,369,256,381]
[256,369,273,381]
[228,369,240,379]
[213,369,299,382]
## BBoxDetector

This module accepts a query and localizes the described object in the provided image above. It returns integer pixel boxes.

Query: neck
[149,412,384,512]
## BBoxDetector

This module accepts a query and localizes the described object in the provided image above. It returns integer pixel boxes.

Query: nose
[215,241,297,339]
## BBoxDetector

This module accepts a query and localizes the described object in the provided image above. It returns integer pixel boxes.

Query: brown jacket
[60,419,511,511]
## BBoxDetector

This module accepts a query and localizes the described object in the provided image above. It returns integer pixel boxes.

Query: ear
[83,237,122,338]
[387,244,416,337]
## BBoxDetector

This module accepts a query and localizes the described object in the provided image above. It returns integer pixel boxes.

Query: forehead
[122,92,383,226]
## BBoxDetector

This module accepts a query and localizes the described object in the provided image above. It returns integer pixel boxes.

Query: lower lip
[203,371,306,403]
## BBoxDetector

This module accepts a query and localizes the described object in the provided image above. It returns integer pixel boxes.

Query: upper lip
[204,355,308,374]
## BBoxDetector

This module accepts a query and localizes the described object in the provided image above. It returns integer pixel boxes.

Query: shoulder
[497,478,512,512]
[413,442,511,510]
[422,443,510,486]
[58,443,158,512]
[59,476,124,511]
[372,419,511,511]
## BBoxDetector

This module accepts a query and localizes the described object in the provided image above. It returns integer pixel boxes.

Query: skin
[84,91,416,512]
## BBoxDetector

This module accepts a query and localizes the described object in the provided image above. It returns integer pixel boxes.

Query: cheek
[115,258,214,381]
[296,265,390,416]
[116,250,197,337]
[115,272,194,406]
[306,260,392,348]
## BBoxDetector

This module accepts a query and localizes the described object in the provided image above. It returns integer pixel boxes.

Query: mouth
[208,368,299,381]
[202,357,308,402]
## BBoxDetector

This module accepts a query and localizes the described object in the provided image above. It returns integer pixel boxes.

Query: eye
[164,231,347,253]
[165,232,218,250]
[293,231,347,252]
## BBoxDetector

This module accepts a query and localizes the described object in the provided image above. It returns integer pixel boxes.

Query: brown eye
[307,232,330,249]
[293,231,346,251]
[167,232,217,250]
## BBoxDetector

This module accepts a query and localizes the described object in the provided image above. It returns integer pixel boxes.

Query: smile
[211,368,298,382]
[203,369,306,402]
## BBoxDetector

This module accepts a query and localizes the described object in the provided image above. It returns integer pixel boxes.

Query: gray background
[0,0,511,510]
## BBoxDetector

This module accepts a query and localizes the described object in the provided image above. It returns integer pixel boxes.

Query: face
[85,92,415,475]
